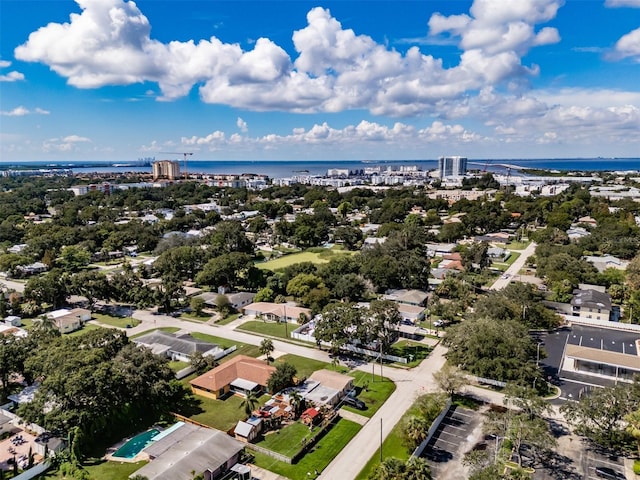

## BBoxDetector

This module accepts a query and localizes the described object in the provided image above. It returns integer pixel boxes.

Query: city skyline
[1,0,639,162]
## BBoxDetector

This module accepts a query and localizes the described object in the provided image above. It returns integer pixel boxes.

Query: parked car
[343,395,366,410]
[595,467,625,479]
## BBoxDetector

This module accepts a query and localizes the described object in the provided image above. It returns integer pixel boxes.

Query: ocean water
[2,158,639,178]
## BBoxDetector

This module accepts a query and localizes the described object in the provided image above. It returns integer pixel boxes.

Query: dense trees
[444,318,544,387]
[267,362,297,394]
[562,381,640,452]
[17,329,190,456]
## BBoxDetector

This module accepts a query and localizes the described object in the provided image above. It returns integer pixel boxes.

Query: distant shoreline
[0,158,638,178]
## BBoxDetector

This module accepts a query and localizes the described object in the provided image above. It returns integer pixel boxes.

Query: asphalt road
[489,241,537,291]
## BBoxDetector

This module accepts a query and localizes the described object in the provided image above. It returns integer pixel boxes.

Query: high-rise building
[152,160,180,181]
[438,156,467,178]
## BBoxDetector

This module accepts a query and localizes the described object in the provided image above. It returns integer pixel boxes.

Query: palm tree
[260,338,274,364]
[289,390,304,417]
[625,409,640,457]
[402,415,430,450]
[239,391,260,418]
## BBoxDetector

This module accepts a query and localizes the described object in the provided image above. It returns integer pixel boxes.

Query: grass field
[38,459,148,479]
[256,248,353,271]
[180,312,212,322]
[342,371,396,418]
[215,313,241,325]
[91,313,140,329]
[188,332,261,360]
[255,422,319,456]
[274,354,347,380]
[251,418,361,480]
[237,320,314,344]
[168,360,190,372]
[186,393,270,431]
[390,340,433,368]
[67,323,103,337]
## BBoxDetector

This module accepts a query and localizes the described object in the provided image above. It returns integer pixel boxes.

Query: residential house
[46,308,91,334]
[16,262,48,277]
[382,289,428,307]
[566,226,591,240]
[487,247,511,261]
[308,369,354,397]
[130,423,245,480]
[243,302,311,324]
[134,331,223,362]
[570,289,612,321]
[190,355,276,400]
[583,254,629,273]
[197,291,255,311]
[362,237,387,249]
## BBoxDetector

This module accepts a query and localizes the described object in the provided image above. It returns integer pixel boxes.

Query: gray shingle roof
[571,289,612,311]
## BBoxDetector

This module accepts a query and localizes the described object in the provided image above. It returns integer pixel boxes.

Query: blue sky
[1,0,639,162]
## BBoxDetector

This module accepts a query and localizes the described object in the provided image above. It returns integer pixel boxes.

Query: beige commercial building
[152,160,180,181]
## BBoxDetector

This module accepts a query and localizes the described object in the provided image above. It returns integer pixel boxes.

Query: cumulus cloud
[605,0,640,61]
[612,28,640,61]
[43,135,90,152]
[14,0,564,116]
[236,117,248,133]
[0,59,25,82]
[1,106,49,116]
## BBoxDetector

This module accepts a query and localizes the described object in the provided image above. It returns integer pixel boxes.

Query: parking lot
[421,406,483,479]
[535,325,640,403]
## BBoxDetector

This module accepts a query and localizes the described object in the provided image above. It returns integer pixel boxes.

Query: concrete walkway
[338,408,369,426]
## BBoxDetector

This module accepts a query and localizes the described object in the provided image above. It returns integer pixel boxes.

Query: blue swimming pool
[112,429,160,459]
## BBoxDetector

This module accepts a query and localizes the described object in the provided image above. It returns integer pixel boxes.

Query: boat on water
[293,169,309,173]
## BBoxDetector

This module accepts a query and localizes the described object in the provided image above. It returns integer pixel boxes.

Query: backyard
[38,459,147,480]
[184,392,271,432]
[251,418,361,480]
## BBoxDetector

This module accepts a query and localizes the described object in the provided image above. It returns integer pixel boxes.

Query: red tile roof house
[189,355,276,400]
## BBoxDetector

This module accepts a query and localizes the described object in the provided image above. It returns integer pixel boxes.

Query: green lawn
[130,327,180,339]
[492,251,521,271]
[390,341,433,368]
[237,320,310,342]
[91,313,140,329]
[67,323,103,337]
[188,332,261,360]
[187,393,270,431]
[256,248,353,271]
[274,354,347,380]
[342,371,396,418]
[37,460,147,479]
[180,312,213,322]
[168,360,190,372]
[505,240,531,250]
[251,418,361,480]
[256,422,319,456]
[216,313,241,325]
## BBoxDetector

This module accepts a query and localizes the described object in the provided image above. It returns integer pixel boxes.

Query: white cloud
[63,135,91,143]
[236,117,248,133]
[612,27,640,61]
[605,0,640,7]
[34,108,50,115]
[0,59,25,82]
[0,71,25,82]
[14,0,564,116]
[1,106,30,116]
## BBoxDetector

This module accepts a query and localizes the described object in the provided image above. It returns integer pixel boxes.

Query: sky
[1,0,639,162]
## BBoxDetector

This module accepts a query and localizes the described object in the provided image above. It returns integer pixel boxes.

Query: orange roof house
[190,355,276,400]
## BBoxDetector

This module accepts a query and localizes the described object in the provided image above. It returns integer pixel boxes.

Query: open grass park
[256,247,353,271]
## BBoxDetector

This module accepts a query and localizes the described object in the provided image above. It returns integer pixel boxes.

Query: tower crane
[160,152,193,180]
